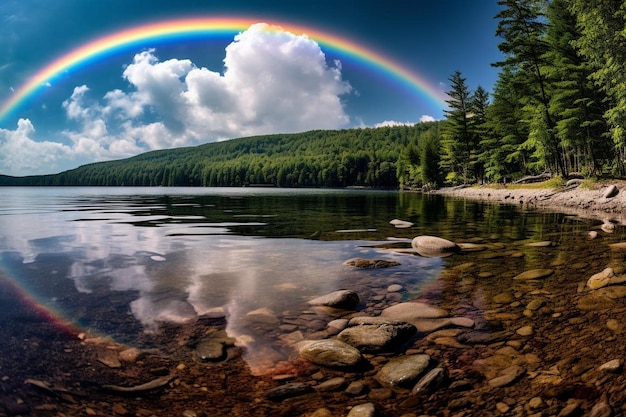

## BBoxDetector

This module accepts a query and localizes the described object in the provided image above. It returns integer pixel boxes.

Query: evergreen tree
[544,0,610,175]
[441,70,473,184]
[482,67,529,182]
[494,0,565,176]
[469,85,490,183]
[570,0,626,174]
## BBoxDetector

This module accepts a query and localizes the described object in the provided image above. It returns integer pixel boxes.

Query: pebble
[513,269,554,280]
[345,381,366,396]
[265,382,313,401]
[387,284,403,292]
[347,403,377,417]
[119,348,142,363]
[599,359,622,373]
[315,377,346,392]
[606,319,620,331]
[516,325,534,336]
[487,365,525,387]
[493,292,515,304]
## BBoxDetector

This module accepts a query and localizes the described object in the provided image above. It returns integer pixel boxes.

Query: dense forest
[0,125,439,188]
[2,0,625,188]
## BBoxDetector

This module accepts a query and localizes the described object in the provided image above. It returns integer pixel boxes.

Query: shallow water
[0,188,612,342]
[0,187,622,377]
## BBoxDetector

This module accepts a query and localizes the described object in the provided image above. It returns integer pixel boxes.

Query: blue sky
[0,0,503,176]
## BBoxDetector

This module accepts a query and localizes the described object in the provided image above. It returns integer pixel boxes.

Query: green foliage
[1,125,442,188]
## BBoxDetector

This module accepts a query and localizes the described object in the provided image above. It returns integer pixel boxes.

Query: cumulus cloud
[0,119,71,176]
[419,115,436,123]
[0,23,353,176]
[106,23,352,142]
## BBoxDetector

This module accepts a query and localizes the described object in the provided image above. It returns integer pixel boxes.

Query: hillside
[0,124,439,188]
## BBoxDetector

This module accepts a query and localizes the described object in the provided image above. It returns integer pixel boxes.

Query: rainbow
[0,17,447,125]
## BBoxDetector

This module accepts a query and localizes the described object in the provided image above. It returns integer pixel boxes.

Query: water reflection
[0,187,444,371]
[3,187,621,375]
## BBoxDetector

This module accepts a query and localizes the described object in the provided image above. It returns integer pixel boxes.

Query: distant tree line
[0,125,441,188]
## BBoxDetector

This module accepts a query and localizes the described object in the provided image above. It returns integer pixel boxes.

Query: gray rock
[375,354,431,387]
[603,184,619,199]
[347,402,377,417]
[265,382,313,401]
[487,365,525,387]
[411,367,446,395]
[337,317,417,353]
[298,339,364,369]
[390,219,414,228]
[412,235,460,257]
[308,290,361,310]
[315,377,346,392]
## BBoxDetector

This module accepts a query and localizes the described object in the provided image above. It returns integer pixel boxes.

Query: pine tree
[494,0,565,177]
[570,0,626,174]
[544,0,610,175]
[441,70,473,184]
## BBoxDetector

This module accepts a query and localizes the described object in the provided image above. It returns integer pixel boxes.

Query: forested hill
[0,124,440,188]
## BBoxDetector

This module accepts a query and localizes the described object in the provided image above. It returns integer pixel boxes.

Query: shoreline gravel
[432,181,626,224]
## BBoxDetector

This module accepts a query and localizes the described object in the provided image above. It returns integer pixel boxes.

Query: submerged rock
[588,268,615,290]
[308,290,361,310]
[265,382,313,401]
[337,317,417,353]
[381,302,450,322]
[513,269,554,280]
[375,354,431,387]
[343,258,401,269]
[487,365,525,387]
[297,339,364,369]
[411,235,460,257]
[347,403,377,417]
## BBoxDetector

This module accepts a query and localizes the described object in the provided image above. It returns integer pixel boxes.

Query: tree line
[440,0,625,185]
[0,125,439,188]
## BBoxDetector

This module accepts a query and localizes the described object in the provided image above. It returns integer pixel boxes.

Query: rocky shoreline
[432,181,626,224]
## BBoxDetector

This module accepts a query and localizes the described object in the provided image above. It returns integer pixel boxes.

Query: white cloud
[0,23,353,176]
[0,118,71,176]
[419,115,436,123]
[374,120,415,128]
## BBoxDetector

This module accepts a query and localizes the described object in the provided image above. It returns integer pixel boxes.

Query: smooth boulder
[412,235,460,257]
[308,290,361,310]
[375,354,431,387]
[381,302,449,321]
[298,339,364,369]
[337,317,417,353]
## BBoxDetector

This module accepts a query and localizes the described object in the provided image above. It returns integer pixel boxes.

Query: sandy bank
[433,181,626,224]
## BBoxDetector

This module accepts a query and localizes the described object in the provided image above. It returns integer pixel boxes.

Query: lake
[1,187,623,415]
